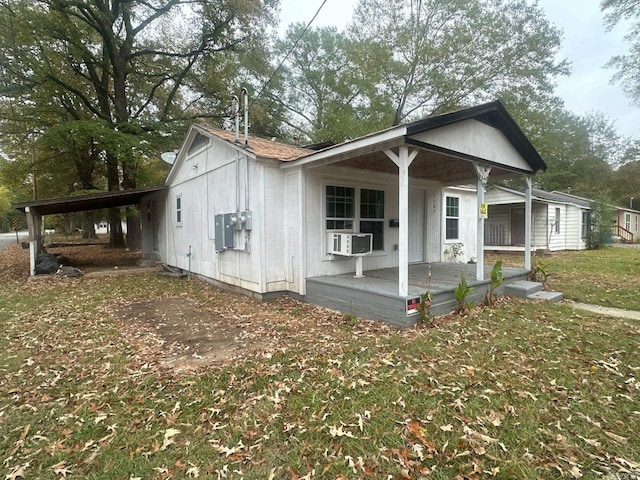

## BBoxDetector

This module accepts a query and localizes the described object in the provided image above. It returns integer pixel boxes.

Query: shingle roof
[199,126,311,162]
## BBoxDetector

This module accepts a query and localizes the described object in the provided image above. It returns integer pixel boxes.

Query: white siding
[164,138,265,294]
[409,119,534,173]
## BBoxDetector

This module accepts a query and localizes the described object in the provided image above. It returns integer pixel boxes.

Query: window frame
[625,212,631,231]
[581,210,591,238]
[554,207,561,234]
[324,183,386,253]
[175,194,183,226]
[444,194,460,241]
[359,188,385,251]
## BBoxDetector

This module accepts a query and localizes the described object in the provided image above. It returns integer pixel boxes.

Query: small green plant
[454,273,474,314]
[344,313,358,325]
[416,290,433,324]
[484,260,504,307]
[529,260,550,286]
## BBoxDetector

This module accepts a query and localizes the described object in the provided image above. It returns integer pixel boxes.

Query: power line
[250,0,329,106]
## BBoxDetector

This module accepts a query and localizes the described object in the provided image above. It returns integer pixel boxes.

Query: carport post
[24,206,42,276]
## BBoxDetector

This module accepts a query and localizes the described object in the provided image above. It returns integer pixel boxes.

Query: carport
[12,186,165,275]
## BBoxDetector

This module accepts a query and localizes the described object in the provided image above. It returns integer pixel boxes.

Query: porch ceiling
[332,147,517,183]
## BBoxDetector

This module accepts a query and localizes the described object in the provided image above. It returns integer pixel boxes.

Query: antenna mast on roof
[241,87,249,147]
[231,95,240,143]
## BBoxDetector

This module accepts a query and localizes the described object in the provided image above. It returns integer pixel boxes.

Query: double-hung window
[555,208,561,234]
[326,185,385,251]
[360,189,385,251]
[445,196,460,241]
[625,213,631,231]
[581,211,591,238]
[326,185,355,230]
[176,195,182,225]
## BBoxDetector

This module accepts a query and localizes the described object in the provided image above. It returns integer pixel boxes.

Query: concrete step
[527,290,564,303]
[504,280,544,298]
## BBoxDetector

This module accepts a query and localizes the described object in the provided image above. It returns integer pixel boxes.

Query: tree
[265,24,394,143]
[0,0,277,246]
[347,0,569,125]
[602,0,640,103]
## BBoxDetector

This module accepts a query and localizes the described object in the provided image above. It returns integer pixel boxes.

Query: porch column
[384,146,419,297]
[524,176,532,271]
[474,165,491,281]
[25,206,42,276]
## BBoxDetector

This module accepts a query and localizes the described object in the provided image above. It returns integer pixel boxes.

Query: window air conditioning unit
[327,233,373,256]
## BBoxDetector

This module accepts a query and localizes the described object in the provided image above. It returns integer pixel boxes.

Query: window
[325,185,385,251]
[360,189,385,251]
[625,213,631,231]
[555,207,561,234]
[445,196,460,240]
[176,195,182,225]
[326,185,355,230]
[581,211,591,238]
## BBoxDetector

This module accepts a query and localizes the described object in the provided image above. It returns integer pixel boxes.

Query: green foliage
[454,273,474,314]
[484,260,504,307]
[348,0,568,124]
[416,290,433,325]
[529,260,550,286]
[586,196,615,250]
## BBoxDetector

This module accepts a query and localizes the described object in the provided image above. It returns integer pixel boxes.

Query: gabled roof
[283,100,546,180]
[405,101,546,173]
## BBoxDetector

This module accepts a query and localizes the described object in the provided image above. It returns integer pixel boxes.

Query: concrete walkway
[566,301,640,320]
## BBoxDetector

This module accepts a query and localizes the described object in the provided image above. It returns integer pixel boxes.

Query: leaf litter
[1,244,639,478]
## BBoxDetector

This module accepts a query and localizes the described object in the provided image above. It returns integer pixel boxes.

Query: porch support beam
[385,146,419,297]
[524,176,532,271]
[474,164,491,281]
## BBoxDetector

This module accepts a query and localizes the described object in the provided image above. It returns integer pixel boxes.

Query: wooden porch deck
[306,262,529,327]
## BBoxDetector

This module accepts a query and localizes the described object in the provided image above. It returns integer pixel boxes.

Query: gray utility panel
[214,211,252,252]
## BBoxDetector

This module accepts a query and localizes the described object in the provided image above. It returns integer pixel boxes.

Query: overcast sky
[278,0,639,138]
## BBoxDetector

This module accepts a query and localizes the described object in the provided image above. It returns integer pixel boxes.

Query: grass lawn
[1,245,639,479]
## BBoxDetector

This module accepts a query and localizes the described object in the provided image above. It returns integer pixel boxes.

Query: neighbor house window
[326,185,355,230]
[360,189,385,251]
[555,207,561,234]
[176,195,182,225]
[581,211,591,238]
[625,213,631,231]
[445,195,460,240]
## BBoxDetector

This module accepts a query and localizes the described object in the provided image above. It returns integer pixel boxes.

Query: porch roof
[282,101,546,183]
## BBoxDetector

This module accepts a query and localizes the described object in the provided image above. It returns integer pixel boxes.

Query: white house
[613,206,640,243]
[484,186,591,251]
[137,101,546,324]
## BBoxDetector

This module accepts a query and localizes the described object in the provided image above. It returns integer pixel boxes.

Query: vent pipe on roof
[232,95,240,143]
[241,87,249,147]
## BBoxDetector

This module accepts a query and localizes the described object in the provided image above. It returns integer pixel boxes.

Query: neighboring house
[137,101,546,325]
[94,219,127,235]
[612,206,640,243]
[484,186,591,252]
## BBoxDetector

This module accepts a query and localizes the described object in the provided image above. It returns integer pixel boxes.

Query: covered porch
[287,101,546,308]
[306,261,529,327]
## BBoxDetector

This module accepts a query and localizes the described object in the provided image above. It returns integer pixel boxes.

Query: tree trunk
[81,211,98,239]
[108,208,125,247]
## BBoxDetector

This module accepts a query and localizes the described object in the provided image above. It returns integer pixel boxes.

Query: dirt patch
[114,297,267,371]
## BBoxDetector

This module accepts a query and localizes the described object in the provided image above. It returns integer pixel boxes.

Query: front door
[409,188,425,263]
[510,207,525,245]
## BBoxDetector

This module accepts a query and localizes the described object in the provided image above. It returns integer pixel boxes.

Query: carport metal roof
[12,186,166,216]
